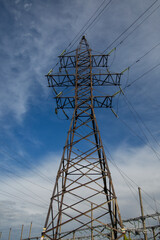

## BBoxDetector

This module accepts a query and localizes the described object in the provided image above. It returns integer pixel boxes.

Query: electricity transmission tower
[43,36,124,240]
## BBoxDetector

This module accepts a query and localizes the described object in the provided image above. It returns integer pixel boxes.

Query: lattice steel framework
[43,36,124,240]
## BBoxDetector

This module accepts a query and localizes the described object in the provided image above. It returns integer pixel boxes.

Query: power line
[104,145,160,218]
[85,0,160,85]
[105,147,140,204]
[0,170,47,204]
[108,156,140,204]
[0,147,54,185]
[66,0,110,51]
[117,94,160,210]
[115,2,160,50]
[125,62,160,88]
[118,112,160,162]
[0,189,47,210]
[122,93,160,150]
[0,178,47,206]
[106,148,160,210]
[68,0,113,50]
[122,94,160,158]
[48,0,113,73]
[0,165,52,192]
[129,41,160,69]
[116,40,160,86]
[102,0,159,53]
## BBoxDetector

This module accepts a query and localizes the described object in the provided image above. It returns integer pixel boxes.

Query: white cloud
[24,3,32,11]
[15,0,20,4]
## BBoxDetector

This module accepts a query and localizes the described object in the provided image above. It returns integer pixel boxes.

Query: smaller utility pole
[152,227,156,240]
[138,187,147,240]
[20,224,24,240]
[73,231,75,240]
[128,230,131,240]
[91,203,94,240]
[29,222,32,239]
[8,228,12,240]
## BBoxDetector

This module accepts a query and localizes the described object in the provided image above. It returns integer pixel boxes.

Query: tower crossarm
[55,96,113,109]
[92,73,121,86]
[47,73,122,87]
[59,54,109,68]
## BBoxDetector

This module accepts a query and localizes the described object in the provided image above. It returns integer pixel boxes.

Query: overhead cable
[122,94,160,150]
[105,147,160,210]
[125,62,160,89]
[115,2,160,50]
[129,41,160,69]
[102,0,159,53]
[67,0,112,51]
[0,165,52,192]
[0,178,46,205]
[0,189,47,210]
[48,0,113,73]
[0,148,54,185]
[1,170,47,204]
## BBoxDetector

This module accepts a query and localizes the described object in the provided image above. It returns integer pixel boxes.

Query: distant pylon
[43,36,124,240]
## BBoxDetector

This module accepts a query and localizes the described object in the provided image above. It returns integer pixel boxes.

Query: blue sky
[0,0,160,239]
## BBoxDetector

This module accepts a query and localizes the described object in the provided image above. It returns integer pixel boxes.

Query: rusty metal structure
[43,36,124,240]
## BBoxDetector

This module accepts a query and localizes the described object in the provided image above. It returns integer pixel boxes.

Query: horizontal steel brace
[59,55,109,68]
[47,73,122,87]
[55,96,113,109]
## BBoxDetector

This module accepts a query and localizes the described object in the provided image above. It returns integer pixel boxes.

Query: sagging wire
[54,85,75,120]
[118,40,160,90]
[107,152,160,215]
[109,88,160,211]
[51,81,71,120]
[115,2,160,51]
[69,0,113,50]
[0,189,47,210]
[124,67,130,90]
[110,83,125,118]
[105,149,140,205]
[103,39,160,95]
[102,0,159,54]
[108,47,116,68]
[129,41,160,69]
[47,49,67,76]
[122,93,160,158]
[46,0,114,76]
[81,0,113,38]
[114,91,160,171]
[90,0,160,75]
[124,62,160,89]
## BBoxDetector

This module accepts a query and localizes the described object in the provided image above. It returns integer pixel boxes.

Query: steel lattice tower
[43,36,124,240]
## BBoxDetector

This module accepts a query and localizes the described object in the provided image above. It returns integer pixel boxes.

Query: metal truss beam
[47,73,121,87]
[55,96,113,109]
[59,54,109,68]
